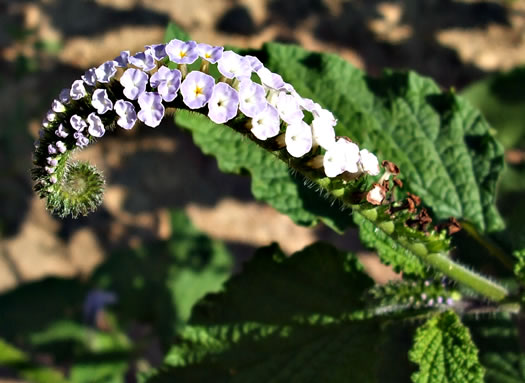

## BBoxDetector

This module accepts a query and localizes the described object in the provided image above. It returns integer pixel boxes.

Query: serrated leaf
[144,242,406,382]
[175,111,355,232]
[261,43,504,234]
[410,311,484,383]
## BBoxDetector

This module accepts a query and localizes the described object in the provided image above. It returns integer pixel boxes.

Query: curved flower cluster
[33,38,383,216]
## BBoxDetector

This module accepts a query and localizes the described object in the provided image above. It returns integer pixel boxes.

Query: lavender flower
[91,89,113,114]
[180,71,215,109]
[285,121,313,158]
[48,144,57,155]
[275,92,304,124]
[70,80,87,100]
[156,68,182,102]
[238,80,267,118]
[46,110,56,122]
[87,113,105,138]
[114,99,137,130]
[245,55,263,71]
[217,51,252,79]
[70,115,87,132]
[146,44,167,61]
[120,68,148,100]
[52,99,66,113]
[196,43,223,63]
[56,141,67,153]
[150,66,170,88]
[207,82,239,124]
[59,88,70,104]
[95,60,118,83]
[75,132,89,148]
[128,51,156,71]
[166,39,198,64]
[114,50,130,67]
[82,68,97,86]
[251,104,280,140]
[47,157,58,166]
[137,92,165,128]
[45,166,55,174]
[257,67,285,90]
[50,175,57,184]
[55,123,69,138]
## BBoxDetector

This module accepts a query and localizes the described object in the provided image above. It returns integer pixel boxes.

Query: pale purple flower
[150,66,171,88]
[296,95,315,112]
[55,123,68,138]
[257,67,285,90]
[70,115,87,132]
[114,50,130,67]
[52,99,66,113]
[446,298,454,305]
[70,80,87,100]
[154,68,182,102]
[251,104,280,140]
[196,43,223,63]
[323,138,360,177]
[275,92,304,124]
[245,55,263,71]
[207,82,239,124]
[146,44,167,61]
[50,175,57,184]
[285,121,313,158]
[56,141,67,153]
[128,51,156,71]
[180,71,215,109]
[87,113,105,138]
[359,149,380,176]
[48,144,57,155]
[114,100,137,130]
[59,88,70,104]
[120,68,148,100]
[95,60,118,83]
[437,296,443,304]
[75,132,89,148]
[91,89,113,114]
[45,166,55,174]
[217,51,252,79]
[47,157,58,166]
[42,119,49,128]
[46,110,56,122]
[238,80,267,117]
[166,39,198,64]
[137,92,165,128]
[82,68,97,86]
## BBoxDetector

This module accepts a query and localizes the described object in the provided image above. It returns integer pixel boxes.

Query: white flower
[251,104,280,140]
[323,138,360,178]
[359,149,380,176]
[275,92,304,124]
[285,121,312,158]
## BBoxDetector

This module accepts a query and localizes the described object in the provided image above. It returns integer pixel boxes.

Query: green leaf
[0,338,69,383]
[163,22,190,43]
[92,210,233,342]
[467,314,525,383]
[410,311,484,383]
[144,242,400,382]
[262,42,504,234]
[175,111,355,232]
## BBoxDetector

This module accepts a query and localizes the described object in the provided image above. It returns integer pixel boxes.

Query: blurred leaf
[164,22,190,43]
[410,311,484,383]
[91,210,233,343]
[144,242,412,382]
[0,338,69,383]
[466,314,525,383]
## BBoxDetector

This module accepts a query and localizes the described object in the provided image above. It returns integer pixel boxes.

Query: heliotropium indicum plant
[25,24,525,383]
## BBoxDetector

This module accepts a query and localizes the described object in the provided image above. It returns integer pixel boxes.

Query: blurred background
[1,0,525,381]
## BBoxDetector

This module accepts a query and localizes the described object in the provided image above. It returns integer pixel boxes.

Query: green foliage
[0,338,68,383]
[467,314,525,383]
[410,311,484,383]
[144,242,408,382]
[262,43,504,234]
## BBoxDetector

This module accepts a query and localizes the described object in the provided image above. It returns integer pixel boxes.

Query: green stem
[351,204,509,301]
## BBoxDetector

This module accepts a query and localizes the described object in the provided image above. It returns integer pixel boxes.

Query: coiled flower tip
[32,38,385,218]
